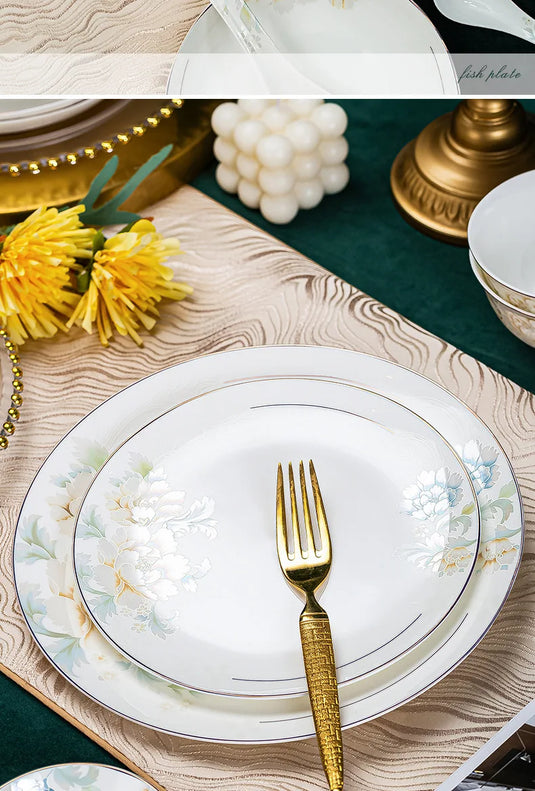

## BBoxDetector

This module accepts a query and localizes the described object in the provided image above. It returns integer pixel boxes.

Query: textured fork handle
[299,609,343,791]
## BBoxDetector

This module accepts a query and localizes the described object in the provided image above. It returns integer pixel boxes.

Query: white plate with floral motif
[73,377,480,698]
[168,0,459,95]
[13,346,523,743]
[0,763,158,791]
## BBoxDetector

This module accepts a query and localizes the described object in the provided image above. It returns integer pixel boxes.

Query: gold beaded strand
[0,328,22,450]
[1,99,185,178]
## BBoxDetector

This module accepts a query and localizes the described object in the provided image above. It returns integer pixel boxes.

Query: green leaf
[76,267,91,294]
[132,455,153,478]
[76,440,109,471]
[499,481,516,499]
[79,144,173,227]
[462,502,476,515]
[15,517,56,563]
[80,155,119,214]
[79,508,105,539]
[482,497,514,524]
[92,229,106,253]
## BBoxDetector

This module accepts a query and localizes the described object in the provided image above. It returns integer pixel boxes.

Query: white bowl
[468,169,535,313]
[469,250,535,347]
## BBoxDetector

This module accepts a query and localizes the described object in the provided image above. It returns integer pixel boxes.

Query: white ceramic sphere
[262,104,294,133]
[237,99,272,117]
[286,99,324,117]
[256,134,294,169]
[213,136,238,167]
[233,119,268,156]
[311,102,348,138]
[238,179,262,209]
[319,136,349,166]
[292,153,321,180]
[260,192,299,224]
[216,162,240,194]
[320,163,350,194]
[285,119,321,154]
[211,102,244,138]
[258,167,296,196]
[294,178,324,210]
[236,152,260,182]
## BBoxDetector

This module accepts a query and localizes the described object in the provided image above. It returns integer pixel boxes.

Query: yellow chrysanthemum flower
[67,219,192,347]
[0,205,95,344]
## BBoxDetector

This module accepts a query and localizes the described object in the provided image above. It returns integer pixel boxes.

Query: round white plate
[168,0,459,95]
[0,100,101,135]
[14,347,523,743]
[0,763,158,791]
[73,377,479,697]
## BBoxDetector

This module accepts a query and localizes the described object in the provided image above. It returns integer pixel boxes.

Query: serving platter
[168,0,459,95]
[73,376,480,697]
[14,346,523,743]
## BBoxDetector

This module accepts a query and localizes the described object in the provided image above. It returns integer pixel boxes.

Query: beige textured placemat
[0,0,206,93]
[1,185,534,791]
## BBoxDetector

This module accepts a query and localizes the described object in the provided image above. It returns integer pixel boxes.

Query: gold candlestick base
[390,99,535,245]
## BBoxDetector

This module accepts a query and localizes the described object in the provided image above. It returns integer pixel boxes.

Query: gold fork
[276,460,343,791]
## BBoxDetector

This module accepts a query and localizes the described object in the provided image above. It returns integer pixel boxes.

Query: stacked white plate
[0,100,101,135]
[0,99,131,156]
[14,345,523,743]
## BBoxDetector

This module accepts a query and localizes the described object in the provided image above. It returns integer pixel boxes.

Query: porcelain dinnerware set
[12,343,523,766]
[468,170,535,348]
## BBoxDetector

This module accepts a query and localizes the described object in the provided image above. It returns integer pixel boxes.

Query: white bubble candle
[211,99,350,225]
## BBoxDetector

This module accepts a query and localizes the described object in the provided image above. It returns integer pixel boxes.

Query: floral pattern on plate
[75,453,217,639]
[8,765,100,791]
[400,439,520,576]
[401,466,477,576]
[15,441,197,701]
[3,764,157,791]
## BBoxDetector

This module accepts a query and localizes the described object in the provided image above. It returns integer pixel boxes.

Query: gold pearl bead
[101,140,114,153]
[132,125,146,137]
[147,116,160,127]
[29,162,41,175]
[0,329,6,337]
[160,106,173,119]
[66,153,78,165]
[0,436,8,450]
[47,158,59,170]
[11,366,22,377]
[9,165,21,177]
[8,407,20,421]
[5,340,15,351]
[171,98,184,108]
[8,353,19,364]
[117,133,131,144]
[11,393,23,407]
[3,422,14,435]
[12,379,23,392]
[84,147,96,159]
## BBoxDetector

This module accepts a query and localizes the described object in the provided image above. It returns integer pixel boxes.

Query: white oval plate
[14,347,523,743]
[0,763,158,791]
[168,0,459,95]
[74,377,479,697]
